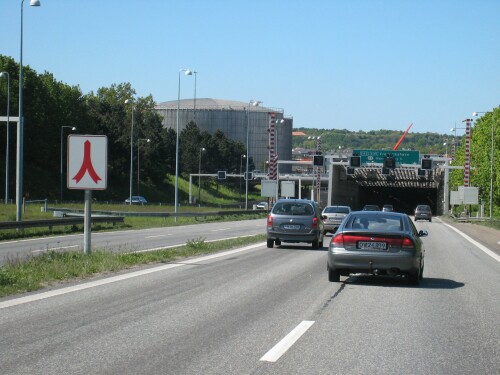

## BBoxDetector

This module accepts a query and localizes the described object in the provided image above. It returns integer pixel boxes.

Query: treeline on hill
[293,127,450,155]
[0,55,247,203]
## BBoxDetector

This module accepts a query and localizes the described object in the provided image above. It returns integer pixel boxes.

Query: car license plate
[358,241,387,250]
[283,224,300,230]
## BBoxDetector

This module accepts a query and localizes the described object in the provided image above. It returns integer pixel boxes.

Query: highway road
[0,219,267,265]
[1,218,499,374]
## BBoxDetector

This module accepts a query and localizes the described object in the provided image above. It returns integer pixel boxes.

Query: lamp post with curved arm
[17,0,41,221]
[0,72,10,204]
[245,100,261,210]
[175,68,192,219]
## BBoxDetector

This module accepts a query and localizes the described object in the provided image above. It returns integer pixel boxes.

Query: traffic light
[417,168,426,176]
[349,155,361,167]
[244,171,253,180]
[346,167,355,175]
[421,158,432,170]
[217,170,226,180]
[313,155,324,166]
[383,154,396,169]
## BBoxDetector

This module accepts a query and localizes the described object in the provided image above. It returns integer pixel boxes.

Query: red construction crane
[393,123,413,150]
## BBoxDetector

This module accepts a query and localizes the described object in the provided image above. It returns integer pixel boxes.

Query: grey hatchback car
[414,204,432,222]
[267,199,324,249]
[327,211,428,285]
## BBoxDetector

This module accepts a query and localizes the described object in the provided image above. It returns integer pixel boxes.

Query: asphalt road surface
[1,218,499,374]
[0,218,267,265]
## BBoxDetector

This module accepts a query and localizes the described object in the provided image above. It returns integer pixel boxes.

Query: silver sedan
[327,211,427,285]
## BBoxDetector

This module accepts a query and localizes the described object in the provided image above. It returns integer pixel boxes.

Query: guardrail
[0,216,124,231]
[45,207,265,218]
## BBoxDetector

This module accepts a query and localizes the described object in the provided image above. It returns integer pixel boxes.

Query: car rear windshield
[273,202,314,215]
[417,205,431,211]
[324,206,350,214]
[346,214,403,231]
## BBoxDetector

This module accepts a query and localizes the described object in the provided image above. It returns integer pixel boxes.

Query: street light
[443,142,448,157]
[245,100,261,210]
[125,99,134,205]
[239,154,246,199]
[175,68,192,218]
[60,126,76,202]
[198,147,205,203]
[17,0,41,221]
[137,138,150,196]
[473,111,495,218]
[0,72,10,204]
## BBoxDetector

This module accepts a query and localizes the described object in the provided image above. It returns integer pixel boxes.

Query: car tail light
[267,215,273,227]
[402,236,414,250]
[332,233,344,245]
[312,217,319,229]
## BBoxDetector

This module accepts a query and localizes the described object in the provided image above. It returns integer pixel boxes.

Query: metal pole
[175,71,181,219]
[137,140,140,197]
[193,71,197,123]
[16,0,40,220]
[0,72,10,204]
[245,105,250,210]
[60,127,63,202]
[490,114,494,218]
[129,104,134,205]
[17,0,25,221]
[84,189,91,255]
[198,147,204,203]
[245,100,260,210]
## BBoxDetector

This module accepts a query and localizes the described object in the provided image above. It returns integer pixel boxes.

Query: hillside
[293,127,450,155]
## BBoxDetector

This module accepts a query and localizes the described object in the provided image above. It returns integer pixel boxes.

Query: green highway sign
[353,149,420,166]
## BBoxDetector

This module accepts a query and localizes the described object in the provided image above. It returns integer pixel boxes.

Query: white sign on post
[67,135,107,255]
[67,135,107,190]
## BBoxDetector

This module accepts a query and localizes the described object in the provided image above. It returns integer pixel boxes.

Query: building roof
[155,98,280,112]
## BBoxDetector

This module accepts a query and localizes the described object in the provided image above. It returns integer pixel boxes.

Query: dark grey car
[267,199,324,249]
[327,211,427,285]
[414,204,432,222]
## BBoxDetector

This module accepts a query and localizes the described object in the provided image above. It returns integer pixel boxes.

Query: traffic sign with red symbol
[67,135,107,190]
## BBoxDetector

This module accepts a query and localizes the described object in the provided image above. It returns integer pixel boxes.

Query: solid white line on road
[0,242,265,310]
[441,221,500,263]
[145,234,171,239]
[260,320,315,363]
[211,228,230,232]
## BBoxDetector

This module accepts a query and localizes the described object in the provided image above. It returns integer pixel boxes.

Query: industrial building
[155,98,293,173]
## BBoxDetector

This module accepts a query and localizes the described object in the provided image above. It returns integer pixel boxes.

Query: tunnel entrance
[330,165,443,214]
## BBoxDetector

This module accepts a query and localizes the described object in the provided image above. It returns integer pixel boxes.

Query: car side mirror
[418,230,428,237]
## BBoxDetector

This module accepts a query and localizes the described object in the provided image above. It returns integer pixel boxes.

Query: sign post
[67,135,107,255]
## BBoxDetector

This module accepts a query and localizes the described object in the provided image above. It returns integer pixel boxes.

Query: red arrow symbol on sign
[73,140,102,184]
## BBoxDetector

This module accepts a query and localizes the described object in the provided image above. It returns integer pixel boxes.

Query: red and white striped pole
[463,118,472,187]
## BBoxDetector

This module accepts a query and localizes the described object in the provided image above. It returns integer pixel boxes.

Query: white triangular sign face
[67,135,107,190]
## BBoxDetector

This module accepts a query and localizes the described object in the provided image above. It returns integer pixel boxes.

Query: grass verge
[0,234,266,298]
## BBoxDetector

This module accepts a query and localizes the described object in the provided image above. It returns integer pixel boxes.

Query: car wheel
[429,218,432,222]
[408,270,420,286]
[419,262,424,280]
[312,239,319,249]
[328,267,340,282]
[267,239,274,248]
[319,237,324,248]
[275,239,281,246]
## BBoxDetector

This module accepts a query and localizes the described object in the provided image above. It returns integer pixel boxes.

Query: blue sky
[1,0,498,134]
